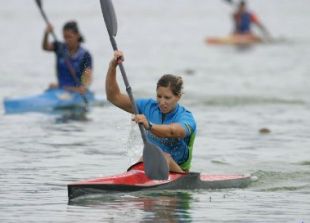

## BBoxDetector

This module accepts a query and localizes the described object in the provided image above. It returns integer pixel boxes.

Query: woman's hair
[239,0,246,7]
[63,21,84,43]
[157,74,183,96]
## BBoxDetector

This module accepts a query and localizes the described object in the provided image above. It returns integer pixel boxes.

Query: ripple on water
[250,170,310,192]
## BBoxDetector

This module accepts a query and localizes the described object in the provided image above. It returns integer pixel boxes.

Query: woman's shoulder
[75,46,92,61]
[178,104,192,113]
[177,104,195,119]
[136,98,155,105]
[79,46,91,55]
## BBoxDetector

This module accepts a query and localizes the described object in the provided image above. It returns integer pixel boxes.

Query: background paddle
[99,0,169,180]
[223,0,235,5]
[34,0,89,112]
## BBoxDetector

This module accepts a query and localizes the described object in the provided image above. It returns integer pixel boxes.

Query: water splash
[126,120,143,164]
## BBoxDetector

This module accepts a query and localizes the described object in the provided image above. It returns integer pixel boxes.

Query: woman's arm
[64,67,92,94]
[106,51,133,113]
[81,67,92,88]
[150,123,186,138]
[133,114,186,138]
[80,52,93,89]
[42,24,55,51]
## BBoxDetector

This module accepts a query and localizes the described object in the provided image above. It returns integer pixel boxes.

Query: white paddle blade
[99,0,118,37]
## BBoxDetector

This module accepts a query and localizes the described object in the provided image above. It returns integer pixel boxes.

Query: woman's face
[63,29,79,50]
[156,86,180,114]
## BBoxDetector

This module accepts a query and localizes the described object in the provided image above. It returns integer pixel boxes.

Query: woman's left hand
[132,114,149,129]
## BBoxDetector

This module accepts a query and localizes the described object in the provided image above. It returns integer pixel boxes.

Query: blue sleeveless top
[236,12,252,33]
[53,42,92,88]
[136,98,196,169]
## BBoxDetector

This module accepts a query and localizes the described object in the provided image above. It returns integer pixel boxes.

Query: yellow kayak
[206,34,262,45]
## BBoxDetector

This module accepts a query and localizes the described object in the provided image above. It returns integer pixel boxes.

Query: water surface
[0,0,309,222]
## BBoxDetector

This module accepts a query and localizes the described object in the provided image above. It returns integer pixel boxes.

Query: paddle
[223,0,235,5]
[35,0,58,41]
[34,0,89,111]
[99,0,169,180]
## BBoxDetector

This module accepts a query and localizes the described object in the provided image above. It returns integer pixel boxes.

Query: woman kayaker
[232,0,271,39]
[42,21,92,94]
[106,50,196,173]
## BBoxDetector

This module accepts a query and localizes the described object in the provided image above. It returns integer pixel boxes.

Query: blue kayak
[3,88,95,114]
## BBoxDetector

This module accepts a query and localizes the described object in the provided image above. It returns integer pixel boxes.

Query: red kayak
[68,162,252,200]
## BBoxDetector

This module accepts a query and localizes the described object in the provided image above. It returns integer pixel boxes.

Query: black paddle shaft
[109,37,148,144]
[35,0,58,41]
[99,0,169,180]
[223,0,236,5]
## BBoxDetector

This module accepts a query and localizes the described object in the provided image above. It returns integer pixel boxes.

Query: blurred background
[0,0,309,222]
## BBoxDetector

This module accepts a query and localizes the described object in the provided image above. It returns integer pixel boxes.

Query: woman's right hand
[110,50,124,66]
[45,23,53,33]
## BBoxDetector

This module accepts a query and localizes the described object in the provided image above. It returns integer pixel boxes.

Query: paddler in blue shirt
[106,51,197,173]
[42,21,92,94]
[232,0,271,39]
